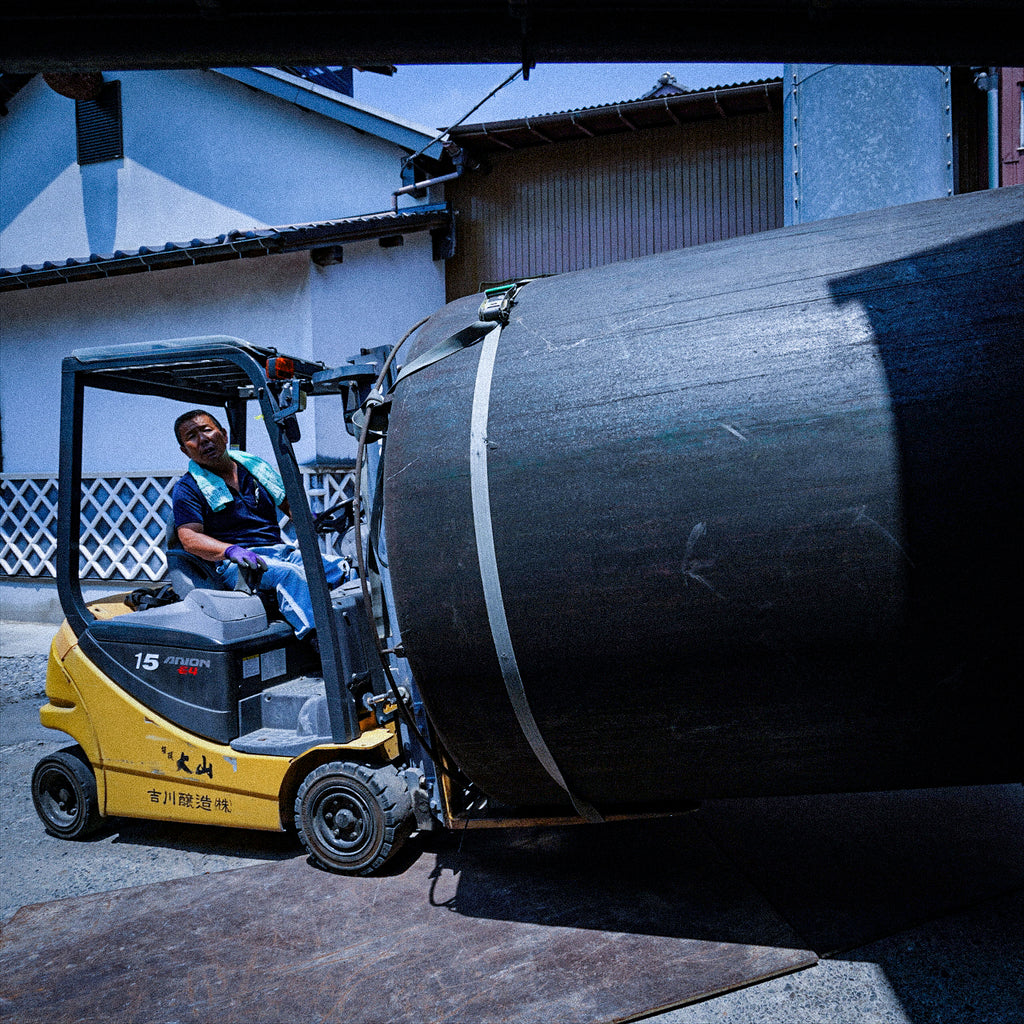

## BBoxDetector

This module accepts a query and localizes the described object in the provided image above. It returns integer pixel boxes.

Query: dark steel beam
[0,2,1021,73]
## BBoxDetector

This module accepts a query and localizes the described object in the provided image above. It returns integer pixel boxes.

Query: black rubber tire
[31,745,103,840]
[294,761,413,875]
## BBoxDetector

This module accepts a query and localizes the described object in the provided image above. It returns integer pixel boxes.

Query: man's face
[178,414,228,468]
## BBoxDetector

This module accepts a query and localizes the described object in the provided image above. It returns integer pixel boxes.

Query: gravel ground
[0,653,47,706]
[0,644,301,927]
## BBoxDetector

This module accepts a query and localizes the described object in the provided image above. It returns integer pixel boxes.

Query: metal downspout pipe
[975,67,1001,189]
[392,169,463,212]
[987,69,1000,189]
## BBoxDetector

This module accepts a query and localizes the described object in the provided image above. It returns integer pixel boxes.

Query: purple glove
[224,545,265,570]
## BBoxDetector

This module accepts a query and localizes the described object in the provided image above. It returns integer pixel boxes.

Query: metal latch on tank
[477,284,517,324]
[477,279,535,325]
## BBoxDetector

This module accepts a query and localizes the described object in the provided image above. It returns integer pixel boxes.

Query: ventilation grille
[76,80,123,165]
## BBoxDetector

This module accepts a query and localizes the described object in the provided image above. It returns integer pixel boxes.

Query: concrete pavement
[0,620,56,658]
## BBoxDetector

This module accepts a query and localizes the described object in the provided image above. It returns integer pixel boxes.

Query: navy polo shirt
[171,465,282,548]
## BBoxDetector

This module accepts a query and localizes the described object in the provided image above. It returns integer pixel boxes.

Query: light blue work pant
[217,544,350,639]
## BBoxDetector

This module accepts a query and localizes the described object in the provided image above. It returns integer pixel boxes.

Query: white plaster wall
[0,238,447,475]
[0,68,447,477]
[308,233,448,463]
[0,77,86,267]
[1,69,419,268]
[0,253,314,475]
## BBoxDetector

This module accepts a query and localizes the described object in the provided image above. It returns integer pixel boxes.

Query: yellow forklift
[34,336,441,874]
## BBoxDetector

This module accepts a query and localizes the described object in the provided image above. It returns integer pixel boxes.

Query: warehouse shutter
[75,80,123,165]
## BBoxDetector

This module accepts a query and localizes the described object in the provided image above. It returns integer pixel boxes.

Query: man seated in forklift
[171,409,349,645]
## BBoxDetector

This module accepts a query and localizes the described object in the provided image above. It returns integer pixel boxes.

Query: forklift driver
[171,409,349,645]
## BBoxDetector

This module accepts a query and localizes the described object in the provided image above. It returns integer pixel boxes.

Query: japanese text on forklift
[32,186,1023,874]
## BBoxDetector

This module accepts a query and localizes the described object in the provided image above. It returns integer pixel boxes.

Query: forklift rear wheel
[295,761,413,875]
[31,746,103,840]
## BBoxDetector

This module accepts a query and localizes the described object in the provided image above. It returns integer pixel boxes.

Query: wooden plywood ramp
[0,819,816,1023]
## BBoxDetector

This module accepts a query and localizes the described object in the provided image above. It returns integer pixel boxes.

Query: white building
[0,67,452,618]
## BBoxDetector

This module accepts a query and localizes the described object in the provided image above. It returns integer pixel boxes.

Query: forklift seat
[164,513,227,597]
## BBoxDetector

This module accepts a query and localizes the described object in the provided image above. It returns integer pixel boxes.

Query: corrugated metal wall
[446,111,783,299]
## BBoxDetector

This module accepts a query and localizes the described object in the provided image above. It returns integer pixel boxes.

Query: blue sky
[352,62,784,131]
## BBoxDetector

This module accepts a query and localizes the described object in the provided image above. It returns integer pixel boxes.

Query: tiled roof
[451,78,783,154]
[526,77,780,117]
[0,205,452,292]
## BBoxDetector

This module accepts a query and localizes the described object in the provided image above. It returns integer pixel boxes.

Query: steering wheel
[313,496,355,535]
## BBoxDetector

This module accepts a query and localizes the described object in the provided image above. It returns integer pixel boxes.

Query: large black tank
[383,187,1023,813]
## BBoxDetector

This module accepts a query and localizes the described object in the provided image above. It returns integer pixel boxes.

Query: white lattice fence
[1,468,356,581]
[79,475,178,581]
[298,469,356,560]
[0,475,59,578]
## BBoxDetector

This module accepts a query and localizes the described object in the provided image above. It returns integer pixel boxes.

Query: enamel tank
[382,187,1023,813]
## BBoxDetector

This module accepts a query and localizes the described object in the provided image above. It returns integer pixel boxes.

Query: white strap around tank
[468,319,603,824]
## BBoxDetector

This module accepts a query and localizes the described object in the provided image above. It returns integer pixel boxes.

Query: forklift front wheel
[295,761,413,875]
[31,746,103,840]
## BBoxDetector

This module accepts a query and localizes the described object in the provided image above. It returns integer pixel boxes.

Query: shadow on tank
[827,216,1023,786]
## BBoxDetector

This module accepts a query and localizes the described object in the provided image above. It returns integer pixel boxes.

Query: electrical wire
[351,315,454,772]
[401,66,524,169]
